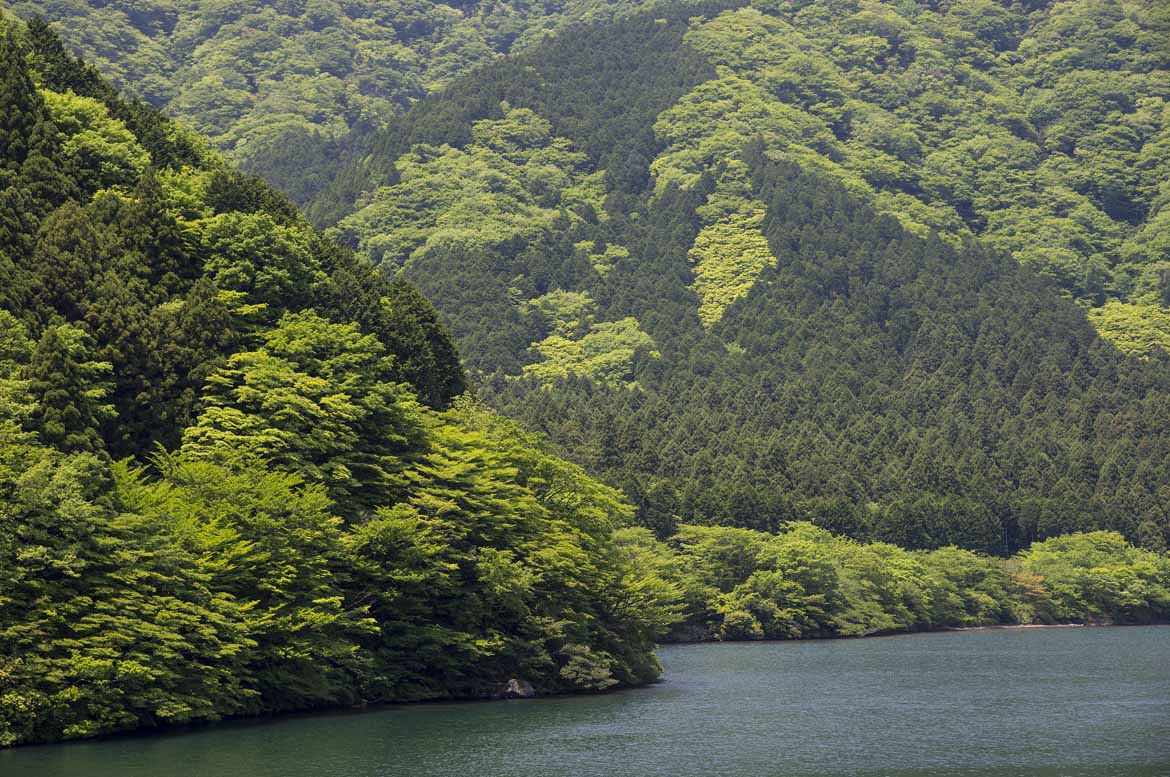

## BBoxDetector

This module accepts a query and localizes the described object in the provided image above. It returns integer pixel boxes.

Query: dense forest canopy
[262,0,1170,553]
[0,16,679,745]
[13,0,1170,551]
[291,0,1170,322]
[3,0,700,202]
[21,0,1170,333]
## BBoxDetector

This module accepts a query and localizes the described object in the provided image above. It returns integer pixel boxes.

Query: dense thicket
[0,20,677,746]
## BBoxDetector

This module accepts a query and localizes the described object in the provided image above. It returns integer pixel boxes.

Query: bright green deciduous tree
[182,309,427,518]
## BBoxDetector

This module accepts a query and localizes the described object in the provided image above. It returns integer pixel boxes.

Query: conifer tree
[116,169,190,300]
[0,29,40,173]
[0,28,71,280]
[26,201,103,324]
[24,322,113,454]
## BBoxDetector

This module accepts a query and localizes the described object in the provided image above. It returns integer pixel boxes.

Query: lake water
[3,626,1168,777]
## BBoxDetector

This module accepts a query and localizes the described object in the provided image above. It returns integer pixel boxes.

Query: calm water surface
[4,626,1168,777]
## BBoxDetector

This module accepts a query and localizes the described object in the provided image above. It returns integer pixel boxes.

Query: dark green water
[4,626,1168,777]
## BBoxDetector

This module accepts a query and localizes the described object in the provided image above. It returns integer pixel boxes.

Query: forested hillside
[0,18,680,745]
[27,0,1170,322]
[18,0,1170,324]
[4,1,1170,750]
[289,0,1170,553]
[308,0,1170,323]
[12,0,1170,547]
[3,0,688,203]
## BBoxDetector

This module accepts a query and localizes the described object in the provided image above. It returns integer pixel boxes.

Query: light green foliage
[1087,300,1170,358]
[917,546,1019,628]
[650,72,836,196]
[524,289,598,339]
[653,0,1170,346]
[1118,204,1170,297]
[0,447,257,746]
[525,316,658,388]
[116,454,373,713]
[689,206,773,328]
[341,105,597,268]
[610,527,688,634]
[181,309,425,516]
[39,88,149,191]
[196,210,326,312]
[575,241,628,277]
[683,159,778,329]
[12,0,694,182]
[345,399,676,698]
[624,523,1170,642]
[1015,532,1170,625]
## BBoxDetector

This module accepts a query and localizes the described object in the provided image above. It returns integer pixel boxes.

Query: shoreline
[9,623,1167,751]
[943,623,1086,631]
[659,619,1170,647]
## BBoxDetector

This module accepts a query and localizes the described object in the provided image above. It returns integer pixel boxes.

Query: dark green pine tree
[0,29,40,174]
[0,29,41,306]
[116,169,192,301]
[22,16,108,98]
[27,201,104,324]
[84,269,155,458]
[319,248,466,408]
[380,278,467,407]
[0,25,74,313]
[143,277,239,450]
[24,322,113,454]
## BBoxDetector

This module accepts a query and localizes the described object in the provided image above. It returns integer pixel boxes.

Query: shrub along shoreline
[618,524,1170,644]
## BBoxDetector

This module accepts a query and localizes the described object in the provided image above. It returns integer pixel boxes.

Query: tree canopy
[0,18,674,746]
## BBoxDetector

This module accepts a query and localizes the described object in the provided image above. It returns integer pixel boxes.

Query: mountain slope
[0,17,675,745]
[304,0,1170,552]
[497,151,1170,552]
[6,0,712,203]
[15,0,1170,553]
[21,0,1169,318]
[318,0,1170,315]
